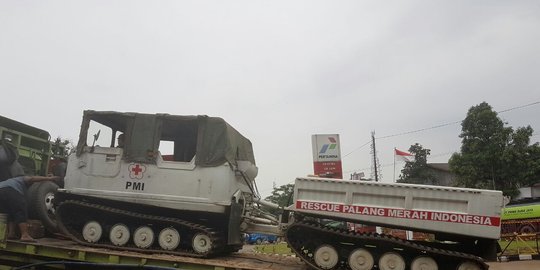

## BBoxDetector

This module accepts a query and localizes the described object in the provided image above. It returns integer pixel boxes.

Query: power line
[497,101,540,114]
[343,140,371,158]
[376,121,460,140]
[376,100,540,140]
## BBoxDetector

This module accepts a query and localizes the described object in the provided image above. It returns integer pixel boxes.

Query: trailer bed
[0,238,306,270]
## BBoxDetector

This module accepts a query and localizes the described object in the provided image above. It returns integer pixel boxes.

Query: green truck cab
[0,115,63,233]
[0,115,52,176]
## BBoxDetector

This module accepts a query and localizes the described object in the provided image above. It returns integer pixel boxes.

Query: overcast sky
[1,1,539,197]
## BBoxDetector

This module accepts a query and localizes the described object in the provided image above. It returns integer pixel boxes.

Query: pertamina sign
[312,134,343,179]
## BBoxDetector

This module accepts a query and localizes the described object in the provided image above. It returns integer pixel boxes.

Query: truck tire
[26,183,40,218]
[28,181,60,233]
[518,223,536,234]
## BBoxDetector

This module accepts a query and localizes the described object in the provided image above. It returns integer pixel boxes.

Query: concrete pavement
[488,260,540,270]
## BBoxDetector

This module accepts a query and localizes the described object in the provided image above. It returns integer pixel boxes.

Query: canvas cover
[77,111,255,167]
[196,116,256,167]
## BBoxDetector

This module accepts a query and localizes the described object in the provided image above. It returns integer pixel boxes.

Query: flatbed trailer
[0,238,306,270]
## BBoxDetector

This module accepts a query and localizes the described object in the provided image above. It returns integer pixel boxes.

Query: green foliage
[265,183,294,208]
[254,242,293,255]
[262,183,294,216]
[397,143,435,184]
[51,136,73,159]
[449,102,540,197]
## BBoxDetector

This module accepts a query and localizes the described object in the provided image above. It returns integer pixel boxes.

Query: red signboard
[313,161,343,179]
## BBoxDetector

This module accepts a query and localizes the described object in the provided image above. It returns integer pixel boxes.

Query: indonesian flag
[395,148,414,162]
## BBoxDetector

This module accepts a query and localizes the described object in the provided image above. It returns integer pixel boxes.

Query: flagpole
[393,147,396,182]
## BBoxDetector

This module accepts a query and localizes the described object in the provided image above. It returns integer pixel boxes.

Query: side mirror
[91,130,101,147]
[90,130,101,152]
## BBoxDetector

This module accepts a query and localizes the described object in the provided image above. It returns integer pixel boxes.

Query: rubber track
[56,200,225,258]
[285,220,489,270]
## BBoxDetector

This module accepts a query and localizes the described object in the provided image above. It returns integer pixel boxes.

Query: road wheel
[411,256,437,270]
[192,233,213,254]
[109,223,130,246]
[255,238,263,245]
[378,252,405,270]
[133,226,154,248]
[314,244,339,269]
[348,248,374,270]
[82,221,102,243]
[456,261,481,270]
[158,227,180,250]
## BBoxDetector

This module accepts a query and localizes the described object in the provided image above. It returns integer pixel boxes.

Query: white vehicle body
[289,177,503,239]
[56,111,268,252]
[63,146,254,214]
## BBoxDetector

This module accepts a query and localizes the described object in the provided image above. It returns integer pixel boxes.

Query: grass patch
[499,239,540,255]
[253,242,294,255]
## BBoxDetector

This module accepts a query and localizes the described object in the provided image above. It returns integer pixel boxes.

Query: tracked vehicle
[55,111,276,257]
[54,110,504,270]
[286,177,502,270]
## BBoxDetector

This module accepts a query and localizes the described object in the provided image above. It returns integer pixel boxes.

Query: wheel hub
[45,192,55,214]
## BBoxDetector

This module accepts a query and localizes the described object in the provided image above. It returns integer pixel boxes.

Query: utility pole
[370,131,381,182]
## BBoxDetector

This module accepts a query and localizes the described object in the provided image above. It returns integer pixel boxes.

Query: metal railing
[499,232,540,258]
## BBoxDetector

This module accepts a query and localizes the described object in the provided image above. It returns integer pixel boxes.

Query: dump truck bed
[289,177,503,239]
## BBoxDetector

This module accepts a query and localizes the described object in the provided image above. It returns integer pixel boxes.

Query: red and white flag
[395,148,414,162]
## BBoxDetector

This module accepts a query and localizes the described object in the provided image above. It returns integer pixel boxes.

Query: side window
[87,120,114,147]
[116,132,125,148]
[159,119,198,162]
[158,138,196,162]
[159,140,174,161]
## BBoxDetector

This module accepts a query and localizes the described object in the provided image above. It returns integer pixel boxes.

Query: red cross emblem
[128,163,146,179]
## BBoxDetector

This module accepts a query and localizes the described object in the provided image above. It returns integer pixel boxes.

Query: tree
[51,137,73,159]
[397,143,435,184]
[449,102,540,197]
[524,143,540,187]
[265,183,294,208]
[263,183,294,216]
